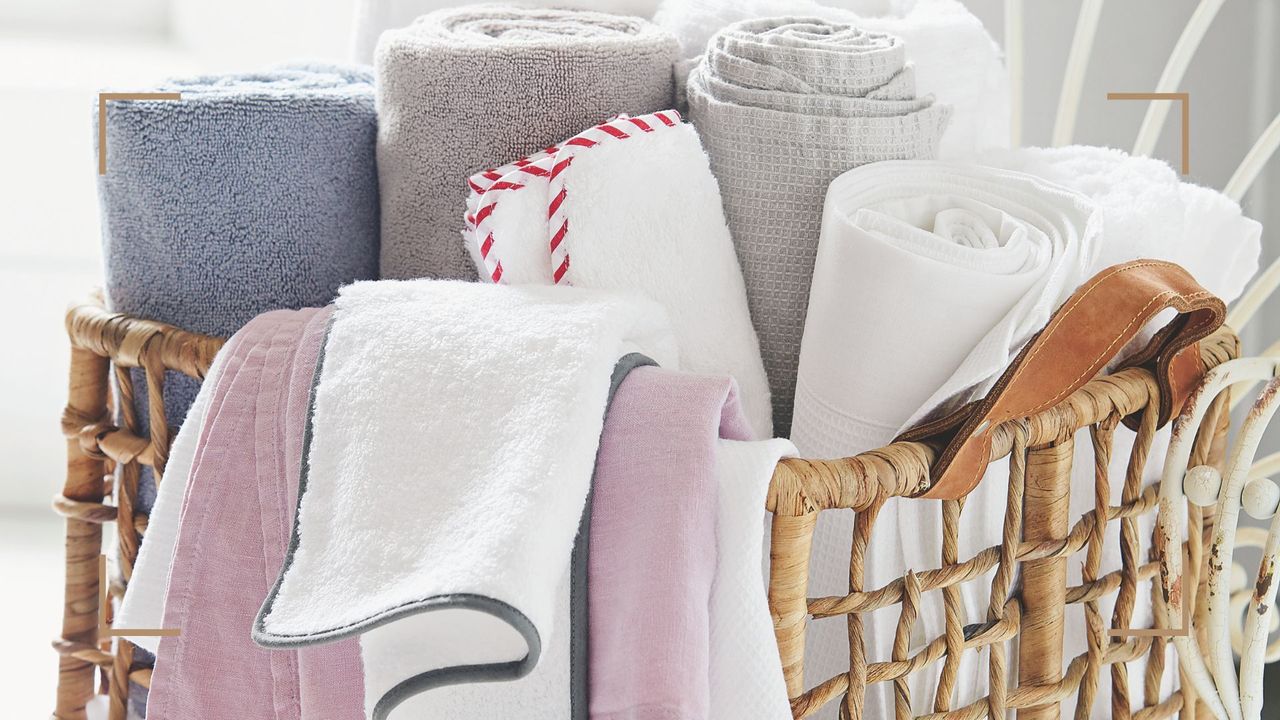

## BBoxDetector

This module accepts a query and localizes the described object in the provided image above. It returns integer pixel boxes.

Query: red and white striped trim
[463,110,681,285]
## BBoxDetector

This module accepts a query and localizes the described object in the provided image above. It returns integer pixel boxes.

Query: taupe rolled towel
[376,5,679,280]
[687,16,950,435]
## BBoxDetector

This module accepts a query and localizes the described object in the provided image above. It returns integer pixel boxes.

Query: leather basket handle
[897,259,1226,500]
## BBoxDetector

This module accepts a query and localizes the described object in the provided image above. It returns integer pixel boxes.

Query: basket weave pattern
[50,294,1237,720]
[766,332,1238,719]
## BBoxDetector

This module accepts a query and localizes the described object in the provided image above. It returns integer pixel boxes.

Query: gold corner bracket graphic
[98,555,180,638]
[97,92,182,175]
[1107,92,1191,175]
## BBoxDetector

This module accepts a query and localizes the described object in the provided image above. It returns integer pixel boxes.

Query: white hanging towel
[710,437,798,720]
[253,280,678,720]
[791,160,1100,718]
[463,110,773,439]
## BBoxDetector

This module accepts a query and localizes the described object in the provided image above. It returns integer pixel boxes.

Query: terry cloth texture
[375,5,679,281]
[655,0,1008,158]
[94,63,379,509]
[351,0,664,63]
[588,367,752,720]
[791,160,1100,719]
[253,280,679,720]
[144,306,365,720]
[464,111,773,438]
[686,16,950,435]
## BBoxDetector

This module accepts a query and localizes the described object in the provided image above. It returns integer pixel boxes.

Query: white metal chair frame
[1003,2,1280,718]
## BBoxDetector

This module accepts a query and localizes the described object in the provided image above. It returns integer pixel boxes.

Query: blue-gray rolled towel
[95,62,379,508]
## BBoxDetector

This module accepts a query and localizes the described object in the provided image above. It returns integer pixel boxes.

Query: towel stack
[95,63,379,508]
[375,5,679,281]
[687,16,950,434]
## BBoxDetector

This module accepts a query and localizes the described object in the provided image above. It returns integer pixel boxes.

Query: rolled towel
[376,6,679,281]
[95,63,379,506]
[978,144,1261,308]
[463,111,773,437]
[687,17,950,434]
[655,0,1009,158]
[791,160,1099,718]
[254,281,678,720]
[351,0,664,63]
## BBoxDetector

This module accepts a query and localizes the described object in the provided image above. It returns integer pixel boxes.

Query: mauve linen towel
[95,63,378,508]
[686,17,950,435]
[374,5,678,280]
[147,305,364,720]
[588,367,754,720]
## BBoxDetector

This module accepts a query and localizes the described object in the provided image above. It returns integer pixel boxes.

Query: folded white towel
[253,280,678,720]
[979,145,1262,308]
[792,160,1100,718]
[116,350,228,654]
[654,0,1009,158]
[463,111,773,438]
[351,0,664,63]
[710,438,797,720]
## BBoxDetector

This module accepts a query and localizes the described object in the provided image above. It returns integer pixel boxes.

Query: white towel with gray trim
[375,5,678,281]
[253,280,677,720]
[686,16,950,435]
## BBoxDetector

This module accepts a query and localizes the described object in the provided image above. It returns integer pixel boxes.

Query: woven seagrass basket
[50,293,1238,720]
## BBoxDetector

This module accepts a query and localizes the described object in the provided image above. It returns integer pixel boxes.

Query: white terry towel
[711,437,797,720]
[351,0,664,63]
[791,160,1100,718]
[463,110,773,439]
[979,144,1262,307]
[115,349,229,654]
[253,280,678,720]
[654,0,1009,158]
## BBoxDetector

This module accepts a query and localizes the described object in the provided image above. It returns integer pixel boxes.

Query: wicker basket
[50,293,1238,720]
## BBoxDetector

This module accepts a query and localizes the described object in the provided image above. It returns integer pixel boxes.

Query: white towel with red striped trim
[463,111,774,439]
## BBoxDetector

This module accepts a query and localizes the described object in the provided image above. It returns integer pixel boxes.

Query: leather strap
[897,260,1226,500]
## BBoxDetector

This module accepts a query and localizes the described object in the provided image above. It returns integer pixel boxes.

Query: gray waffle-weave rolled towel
[687,17,950,436]
[96,63,379,508]
[376,5,679,280]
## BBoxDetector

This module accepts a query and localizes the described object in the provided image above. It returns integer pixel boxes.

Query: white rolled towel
[792,160,1100,719]
[463,111,773,438]
[654,0,1009,158]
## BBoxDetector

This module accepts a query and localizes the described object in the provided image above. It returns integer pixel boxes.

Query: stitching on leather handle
[1020,290,1212,417]
[1000,262,1171,405]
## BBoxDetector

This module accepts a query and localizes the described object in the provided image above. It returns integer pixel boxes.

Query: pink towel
[148,306,363,720]
[588,367,753,720]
